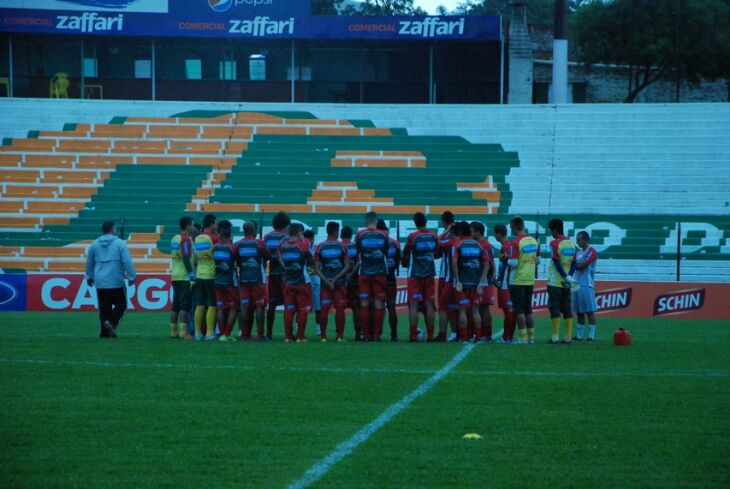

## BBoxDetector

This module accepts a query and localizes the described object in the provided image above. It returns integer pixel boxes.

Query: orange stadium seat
[58,139,111,153]
[0,201,24,213]
[24,201,84,214]
[92,124,146,138]
[45,261,86,272]
[0,217,40,228]
[58,186,99,198]
[23,247,83,258]
[167,141,222,155]
[201,126,253,139]
[0,154,21,166]
[3,186,57,198]
[147,125,200,139]
[0,246,20,257]
[24,154,75,168]
[0,138,56,152]
[76,155,131,168]
[112,140,166,154]
[0,260,44,271]
[257,126,306,135]
[42,171,99,184]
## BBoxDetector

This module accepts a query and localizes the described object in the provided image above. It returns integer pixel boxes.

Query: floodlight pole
[8,34,13,97]
[552,0,568,103]
[80,39,85,99]
[290,40,295,103]
[151,38,156,101]
[676,221,682,281]
[499,15,504,104]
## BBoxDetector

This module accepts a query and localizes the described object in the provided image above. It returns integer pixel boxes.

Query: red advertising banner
[13,274,730,320]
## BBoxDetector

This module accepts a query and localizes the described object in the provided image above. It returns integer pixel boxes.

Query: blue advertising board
[0,0,500,40]
[0,274,27,312]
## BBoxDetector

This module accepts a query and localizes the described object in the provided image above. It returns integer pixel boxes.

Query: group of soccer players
[168,209,599,344]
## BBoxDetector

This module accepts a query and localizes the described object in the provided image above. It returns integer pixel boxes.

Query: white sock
[588,325,596,339]
[576,324,584,340]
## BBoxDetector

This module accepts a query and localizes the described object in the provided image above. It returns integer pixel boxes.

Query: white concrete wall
[0,99,728,216]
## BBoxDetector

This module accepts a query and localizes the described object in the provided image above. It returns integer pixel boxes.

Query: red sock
[504,310,515,340]
[409,323,418,341]
[335,307,345,338]
[296,311,308,340]
[359,307,370,339]
[256,310,264,338]
[374,308,385,338]
[459,326,468,341]
[481,316,492,341]
[320,304,331,339]
[474,325,482,341]
[438,331,446,342]
[284,309,295,340]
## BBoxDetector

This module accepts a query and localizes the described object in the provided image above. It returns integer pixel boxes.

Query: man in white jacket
[85,221,137,338]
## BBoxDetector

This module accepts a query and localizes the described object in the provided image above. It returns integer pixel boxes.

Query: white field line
[286,342,477,489]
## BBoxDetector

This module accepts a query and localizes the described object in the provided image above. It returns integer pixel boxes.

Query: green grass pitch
[0,312,728,489]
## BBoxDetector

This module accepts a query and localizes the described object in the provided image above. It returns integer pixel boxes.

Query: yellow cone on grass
[462,433,483,440]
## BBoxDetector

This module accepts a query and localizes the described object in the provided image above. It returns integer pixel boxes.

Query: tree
[452,0,586,24]
[310,0,344,15]
[350,0,428,15]
[572,0,730,102]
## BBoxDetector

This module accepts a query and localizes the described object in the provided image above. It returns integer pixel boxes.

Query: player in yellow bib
[547,218,577,344]
[169,216,195,339]
[507,216,539,344]
[193,214,219,340]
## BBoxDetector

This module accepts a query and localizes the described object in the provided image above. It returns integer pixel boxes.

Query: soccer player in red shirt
[314,221,350,341]
[263,212,290,340]
[212,220,239,341]
[355,211,390,341]
[402,212,440,342]
[278,223,314,342]
[340,226,361,340]
[493,224,517,342]
[236,221,271,341]
[452,222,490,342]
[471,221,496,342]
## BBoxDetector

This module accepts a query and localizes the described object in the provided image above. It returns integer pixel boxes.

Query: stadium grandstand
[0,99,728,282]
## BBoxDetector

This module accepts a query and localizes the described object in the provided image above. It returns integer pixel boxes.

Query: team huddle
[168,210,599,344]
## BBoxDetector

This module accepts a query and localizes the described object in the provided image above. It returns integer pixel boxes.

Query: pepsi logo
[209,0,233,12]
[0,280,18,306]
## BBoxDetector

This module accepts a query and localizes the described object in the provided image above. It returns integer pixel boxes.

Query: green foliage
[573,0,730,102]
[344,0,428,15]
[452,0,586,24]
[310,0,345,15]
[1,312,728,488]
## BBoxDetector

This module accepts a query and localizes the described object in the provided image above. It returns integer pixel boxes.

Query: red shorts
[321,284,347,309]
[438,281,457,311]
[284,283,312,312]
[358,274,386,302]
[215,286,240,310]
[407,277,435,304]
[456,288,480,309]
[481,284,497,306]
[239,283,267,308]
[497,289,513,310]
[268,275,285,306]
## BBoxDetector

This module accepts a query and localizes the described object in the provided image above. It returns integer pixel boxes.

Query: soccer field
[0,313,728,489]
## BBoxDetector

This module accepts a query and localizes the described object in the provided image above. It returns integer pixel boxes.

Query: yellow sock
[550,317,560,341]
[179,323,188,337]
[170,323,178,337]
[527,328,534,341]
[206,307,217,337]
[519,328,527,342]
[565,318,573,341]
[194,306,205,335]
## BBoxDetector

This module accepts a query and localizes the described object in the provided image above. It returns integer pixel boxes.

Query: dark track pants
[97,287,127,337]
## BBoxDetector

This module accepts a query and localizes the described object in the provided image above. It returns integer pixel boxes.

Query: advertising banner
[0,0,500,40]
[0,274,728,320]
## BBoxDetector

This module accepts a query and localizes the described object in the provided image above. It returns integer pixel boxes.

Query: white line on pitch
[0,358,726,379]
[286,342,476,489]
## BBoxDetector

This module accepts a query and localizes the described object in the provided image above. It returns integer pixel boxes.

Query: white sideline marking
[286,342,476,489]
[0,358,726,379]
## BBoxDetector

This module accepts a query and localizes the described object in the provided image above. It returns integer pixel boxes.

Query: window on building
[219,60,237,81]
[249,55,266,81]
[185,59,202,80]
[134,59,151,79]
[83,57,98,77]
